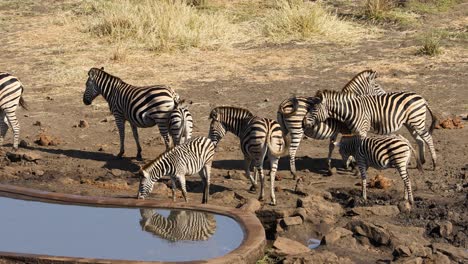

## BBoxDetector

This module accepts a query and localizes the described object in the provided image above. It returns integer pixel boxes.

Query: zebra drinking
[208,106,288,205]
[335,134,423,206]
[0,72,28,150]
[169,100,193,146]
[303,90,437,170]
[83,67,180,159]
[137,136,215,204]
[277,70,384,177]
[139,209,216,242]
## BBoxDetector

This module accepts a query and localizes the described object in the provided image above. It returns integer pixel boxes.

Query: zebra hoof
[136,155,143,161]
[249,186,257,192]
[269,201,276,206]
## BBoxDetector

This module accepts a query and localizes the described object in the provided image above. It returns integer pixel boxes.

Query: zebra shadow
[23,146,140,172]
[156,178,231,195]
[212,156,346,176]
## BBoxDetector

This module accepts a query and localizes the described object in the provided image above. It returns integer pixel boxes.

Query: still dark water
[0,197,244,262]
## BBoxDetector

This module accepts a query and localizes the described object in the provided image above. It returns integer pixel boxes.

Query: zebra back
[140,209,216,242]
[341,69,385,96]
[208,106,254,143]
[169,100,193,146]
[0,72,27,110]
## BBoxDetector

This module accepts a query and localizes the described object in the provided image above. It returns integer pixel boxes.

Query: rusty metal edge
[0,184,266,264]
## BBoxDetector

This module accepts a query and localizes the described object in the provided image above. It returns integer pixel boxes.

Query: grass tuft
[417,31,442,56]
[84,0,238,52]
[364,0,395,20]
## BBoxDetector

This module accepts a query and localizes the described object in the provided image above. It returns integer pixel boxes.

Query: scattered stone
[438,117,464,129]
[281,216,303,227]
[274,186,282,193]
[109,169,123,177]
[211,190,236,205]
[272,236,310,256]
[282,251,354,264]
[33,121,42,126]
[98,146,105,152]
[33,170,45,176]
[78,120,89,128]
[328,167,337,176]
[296,195,343,225]
[264,98,270,102]
[226,170,245,180]
[240,198,261,213]
[346,220,391,246]
[350,205,400,217]
[431,243,468,262]
[394,257,423,264]
[294,177,307,196]
[292,207,307,221]
[19,140,29,148]
[101,116,115,123]
[22,151,42,162]
[322,227,353,245]
[393,245,412,258]
[46,96,54,101]
[369,174,392,189]
[35,133,61,146]
[275,174,283,181]
[425,252,451,264]
[322,191,332,200]
[435,221,453,238]
[6,152,22,162]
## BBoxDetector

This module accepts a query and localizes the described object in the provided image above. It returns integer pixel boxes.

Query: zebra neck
[98,76,125,102]
[325,94,357,123]
[147,158,173,180]
[223,117,251,138]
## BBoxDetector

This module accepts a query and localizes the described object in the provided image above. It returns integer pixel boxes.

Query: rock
[350,205,400,217]
[101,116,115,122]
[110,169,123,177]
[328,167,337,176]
[425,252,451,264]
[440,118,455,129]
[296,195,343,225]
[33,121,42,126]
[152,182,170,195]
[264,98,269,102]
[431,243,468,262]
[322,227,353,245]
[369,174,392,189]
[58,177,75,185]
[393,245,412,258]
[394,257,423,264]
[283,251,355,264]
[272,237,310,256]
[346,220,391,246]
[211,190,236,205]
[6,152,22,162]
[33,170,45,176]
[294,177,307,196]
[240,198,261,213]
[292,207,307,221]
[78,120,89,128]
[19,140,29,148]
[281,216,303,227]
[436,221,453,238]
[275,174,283,181]
[22,151,42,162]
[227,170,245,180]
[35,133,51,146]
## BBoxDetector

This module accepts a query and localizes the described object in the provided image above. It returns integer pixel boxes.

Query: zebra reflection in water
[139,209,217,242]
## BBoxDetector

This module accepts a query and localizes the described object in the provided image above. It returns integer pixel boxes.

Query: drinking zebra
[208,106,288,205]
[139,209,216,242]
[137,136,215,204]
[334,134,423,206]
[169,100,193,146]
[0,72,28,150]
[277,70,384,177]
[83,67,180,160]
[303,90,437,170]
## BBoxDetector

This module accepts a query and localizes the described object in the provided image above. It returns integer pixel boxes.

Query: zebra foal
[137,136,215,204]
[277,70,384,177]
[335,134,423,206]
[303,90,437,170]
[169,100,193,146]
[0,72,28,150]
[83,67,180,159]
[140,209,216,242]
[208,106,288,205]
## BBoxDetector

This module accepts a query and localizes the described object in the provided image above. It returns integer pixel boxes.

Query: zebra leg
[257,165,265,202]
[177,175,188,202]
[114,115,126,158]
[405,124,426,165]
[358,165,368,201]
[0,111,8,147]
[288,129,303,180]
[171,178,177,202]
[130,124,143,160]
[268,156,280,206]
[397,166,414,205]
[244,157,257,192]
[327,135,337,175]
[4,110,20,150]
[157,121,172,150]
[201,164,211,204]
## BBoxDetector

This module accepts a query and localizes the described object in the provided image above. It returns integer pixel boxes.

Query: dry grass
[83,0,240,52]
[417,31,442,56]
[262,0,363,43]
[364,0,396,19]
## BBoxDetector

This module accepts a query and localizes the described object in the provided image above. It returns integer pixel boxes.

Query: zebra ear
[209,109,218,121]
[100,67,104,71]
[333,141,341,147]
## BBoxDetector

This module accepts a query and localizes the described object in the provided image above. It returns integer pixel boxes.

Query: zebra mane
[88,67,124,83]
[341,69,377,92]
[141,150,170,171]
[209,106,254,120]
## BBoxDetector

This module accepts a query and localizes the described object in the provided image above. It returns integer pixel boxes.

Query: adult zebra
[169,100,193,146]
[137,136,215,204]
[277,70,384,178]
[208,106,288,205]
[139,209,216,242]
[83,67,180,159]
[335,134,423,207]
[303,90,437,170]
[0,72,28,150]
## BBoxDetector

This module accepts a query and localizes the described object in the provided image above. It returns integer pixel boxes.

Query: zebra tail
[427,104,437,135]
[277,111,289,137]
[279,97,299,118]
[407,138,424,174]
[266,131,290,158]
[19,95,28,111]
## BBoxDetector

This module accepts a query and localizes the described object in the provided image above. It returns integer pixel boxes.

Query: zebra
[0,72,28,150]
[83,67,180,160]
[168,100,193,146]
[208,106,288,206]
[303,89,437,170]
[137,136,215,204]
[139,208,216,242]
[334,134,423,206]
[277,70,385,178]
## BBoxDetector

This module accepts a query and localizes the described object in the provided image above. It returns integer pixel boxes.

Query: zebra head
[302,94,327,128]
[137,168,154,199]
[335,135,360,169]
[208,108,227,147]
[341,70,385,96]
[83,67,103,105]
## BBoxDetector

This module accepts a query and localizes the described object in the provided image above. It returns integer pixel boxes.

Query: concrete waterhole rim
[0,184,266,264]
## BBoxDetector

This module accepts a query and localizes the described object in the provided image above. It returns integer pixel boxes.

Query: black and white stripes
[169,101,193,146]
[137,136,215,204]
[0,72,27,150]
[83,67,180,159]
[335,134,423,205]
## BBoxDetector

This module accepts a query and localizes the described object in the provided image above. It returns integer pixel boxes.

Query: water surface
[0,197,243,261]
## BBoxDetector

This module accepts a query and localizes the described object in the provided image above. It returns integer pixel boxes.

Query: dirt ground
[0,1,467,263]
